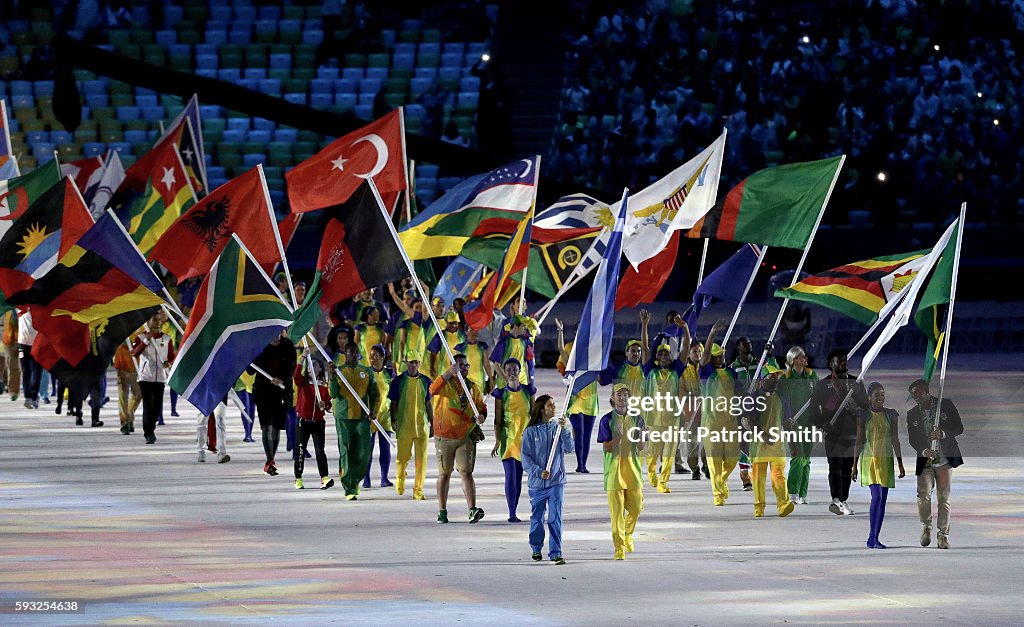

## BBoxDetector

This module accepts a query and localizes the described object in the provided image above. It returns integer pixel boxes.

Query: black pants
[827,456,855,502]
[295,419,329,479]
[139,381,164,440]
[18,344,40,402]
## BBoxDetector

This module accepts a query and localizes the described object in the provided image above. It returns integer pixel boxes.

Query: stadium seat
[269,53,292,70]
[334,93,357,112]
[218,68,241,82]
[84,93,109,108]
[410,77,433,96]
[116,106,141,120]
[441,52,463,68]
[460,76,481,93]
[414,67,438,80]
[367,53,389,68]
[123,130,147,144]
[422,29,441,43]
[253,118,276,132]
[274,128,298,143]
[141,106,165,121]
[357,93,374,107]
[310,93,332,108]
[317,67,340,80]
[244,67,267,80]
[417,163,440,179]
[358,78,383,94]
[335,78,358,94]
[197,54,218,69]
[341,68,363,81]
[443,43,466,57]
[285,93,307,106]
[246,130,272,145]
[354,104,373,119]
[83,142,106,157]
[258,79,281,96]
[302,29,324,47]
[310,78,332,94]
[242,153,265,168]
[222,129,246,144]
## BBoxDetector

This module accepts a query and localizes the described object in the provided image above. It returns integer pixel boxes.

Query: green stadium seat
[367,53,389,68]
[422,29,442,43]
[344,54,366,68]
[178,29,201,46]
[108,31,130,47]
[111,93,134,107]
[130,29,154,45]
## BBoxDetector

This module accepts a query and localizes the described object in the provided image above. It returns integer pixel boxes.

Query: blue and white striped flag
[535,193,610,230]
[564,189,628,392]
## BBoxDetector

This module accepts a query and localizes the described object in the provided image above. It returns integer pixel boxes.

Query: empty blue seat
[309,93,331,108]
[274,128,298,142]
[258,5,281,20]
[210,6,232,22]
[124,130,148,144]
[366,67,388,80]
[457,92,480,108]
[414,67,437,79]
[252,118,275,131]
[247,129,272,143]
[200,105,222,119]
[358,78,382,93]
[418,42,441,56]
[116,106,141,120]
[218,68,241,82]
[244,68,267,80]
[107,141,132,156]
[195,67,216,77]
[438,67,461,83]
[136,94,158,108]
[334,78,358,94]
[393,53,415,70]
[310,78,332,94]
[195,43,217,56]
[354,104,373,119]
[280,19,301,33]
[237,78,258,91]
[227,118,249,132]
[441,52,463,68]
[33,81,54,97]
[334,93,357,110]
[284,93,307,105]
[234,5,256,20]
[85,93,109,108]
[302,30,324,47]
[410,77,432,96]
[269,53,291,69]
[467,42,487,56]
[341,68,363,81]
[197,54,218,69]
[169,44,190,58]
[205,30,227,46]
[228,30,251,45]
[242,153,265,168]
[82,80,107,96]
[357,93,375,106]
[380,29,396,49]
[11,94,33,109]
[83,142,106,157]
[394,43,416,56]
[417,164,440,179]
[206,165,225,180]
[459,76,481,93]
[255,19,277,35]
[316,67,339,80]
[401,19,421,31]
[258,79,281,96]
[404,103,426,121]
[443,43,466,56]
[163,5,184,24]
[26,130,49,144]
[418,188,437,204]
[222,129,246,143]
[141,106,165,121]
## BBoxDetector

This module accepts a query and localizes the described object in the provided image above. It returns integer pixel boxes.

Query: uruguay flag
[564,188,628,392]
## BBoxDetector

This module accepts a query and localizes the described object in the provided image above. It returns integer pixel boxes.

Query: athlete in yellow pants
[388,350,433,500]
[749,365,795,518]
[597,385,647,560]
[698,320,741,505]
[642,335,688,493]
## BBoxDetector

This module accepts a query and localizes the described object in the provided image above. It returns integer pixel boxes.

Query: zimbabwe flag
[287,181,409,342]
[775,249,930,325]
[110,138,196,255]
[687,156,842,249]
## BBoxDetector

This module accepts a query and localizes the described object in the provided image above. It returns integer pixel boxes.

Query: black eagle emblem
[184,195,230,252]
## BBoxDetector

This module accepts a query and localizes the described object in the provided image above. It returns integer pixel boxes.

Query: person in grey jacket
[521,394,573,565]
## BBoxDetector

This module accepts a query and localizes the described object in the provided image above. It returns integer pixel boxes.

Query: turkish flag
[286,110,406,214]
[615,231,680,310]
[149,166,280,280]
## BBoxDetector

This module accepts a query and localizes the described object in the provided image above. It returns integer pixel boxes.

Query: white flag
[618,131,726,269]
[859,218,960,373]
[88,150,126,217]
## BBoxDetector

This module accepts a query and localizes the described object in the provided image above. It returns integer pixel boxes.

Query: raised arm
[388,282,415,319]
[640,309,651,364]
[701,319,726,367]
[674,311,691,360]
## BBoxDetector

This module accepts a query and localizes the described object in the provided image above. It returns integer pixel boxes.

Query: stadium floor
[0,366,1020,624]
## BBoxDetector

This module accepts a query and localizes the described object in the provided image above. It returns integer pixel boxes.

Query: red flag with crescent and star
[285,109,406,214]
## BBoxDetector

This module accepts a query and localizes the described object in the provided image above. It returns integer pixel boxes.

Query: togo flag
[168,238,292,416]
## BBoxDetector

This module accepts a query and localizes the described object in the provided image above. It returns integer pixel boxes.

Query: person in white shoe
[907,379,964,549]
[197,399,230,464]
[810,349,868,516]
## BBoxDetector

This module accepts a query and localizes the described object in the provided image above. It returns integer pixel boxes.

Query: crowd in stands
[552,0,1024,227]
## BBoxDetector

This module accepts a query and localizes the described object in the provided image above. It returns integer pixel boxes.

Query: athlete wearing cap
[388,349,433,500]
[642,318,691,493]
[596,383,647,560]
[699,319,742,506]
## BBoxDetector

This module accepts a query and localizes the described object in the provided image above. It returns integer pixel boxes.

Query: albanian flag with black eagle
[288,181,409,342]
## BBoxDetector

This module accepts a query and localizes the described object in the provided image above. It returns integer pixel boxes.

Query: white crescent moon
[352,134,389,179]
[520,158,532,179]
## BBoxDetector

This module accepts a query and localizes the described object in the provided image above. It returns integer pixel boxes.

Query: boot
[91,407,104,427]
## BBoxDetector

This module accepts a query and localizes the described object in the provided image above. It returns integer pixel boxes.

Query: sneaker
[218,454,230,463]
[625,534,634,554]
[691,470,702,481]
[55,405,62,415]
[362,479,372,489]
[798,496,808,505]
[779,501,795,518]
[437,510,449,524]
[91,420,103,427]
[345,494,358,501]
[10,394,17,402]
[396,478,405,495]
[713,497,725,506]
[703,467,711,479]
[321,477,335,490]
[920,526,932,547]
[145,435,156,444]
[789,494,799,504]
[198,451,206,463]
[42,397,50,405]
[268,462,278,476]
[469,507,485,523]
[75,417,84,426]
[413,492,425,500]
[532,551,543,561]
[552,556,566,565]
[263,462,273,476]
[937,534,949,549]
[157,418,165,426]
[171,411,179,417]
[25,400,34,410]
[742,483,753,492]
[120,424,130,435]
[129,423,135,433]
[507,516,522,523]
[840,501,854,515]
[613,550,625,561]
[578,467,590,474]
[675,463,689,474]
[243,436,255,443]
[295,478,304,490]
[829,499,843,515]
[657,483,671,493]
[381,479,394,487]
[754,508,764,518]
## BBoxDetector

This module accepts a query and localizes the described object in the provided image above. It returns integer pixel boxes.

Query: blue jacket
[521,421,574,490]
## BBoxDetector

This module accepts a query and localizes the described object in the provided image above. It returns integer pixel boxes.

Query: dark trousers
[827,456,854,502]
[139,381,165,440]
[569,413,596,472]
[295,419,329,479]
[18,344,41,401]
